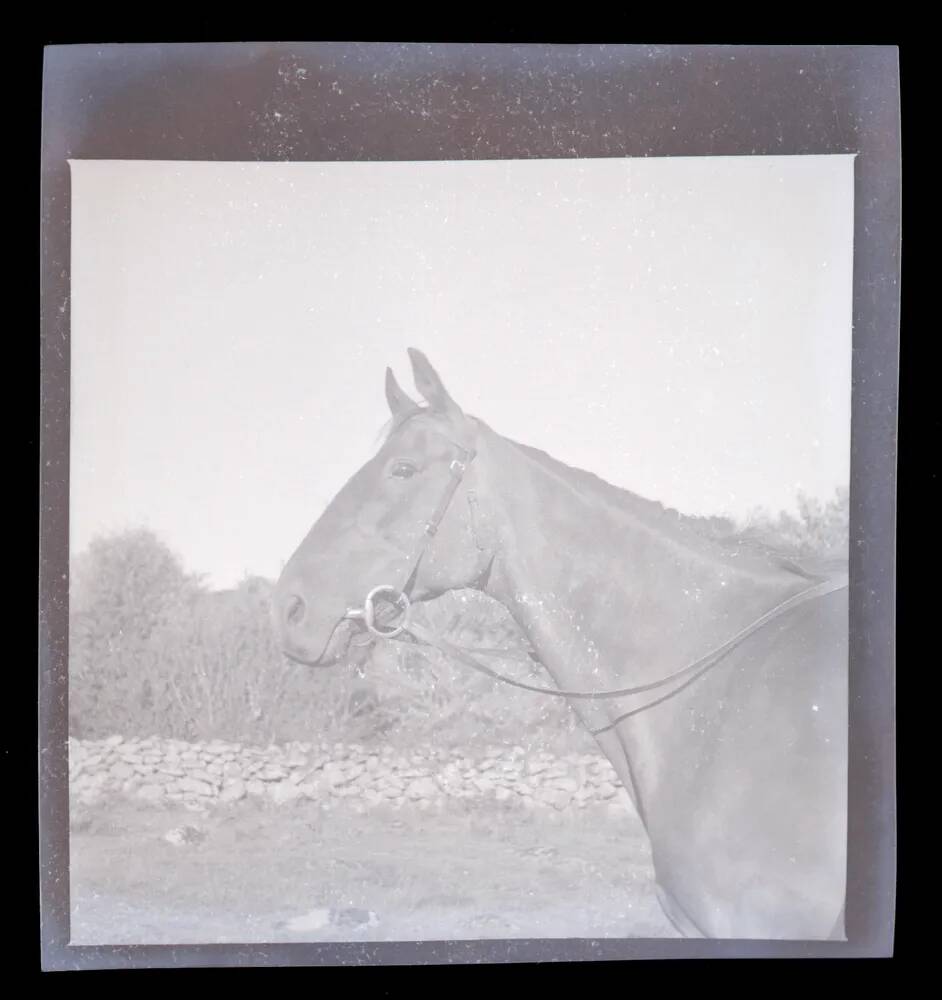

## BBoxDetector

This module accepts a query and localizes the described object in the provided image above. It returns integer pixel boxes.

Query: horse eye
[390,461,417,479]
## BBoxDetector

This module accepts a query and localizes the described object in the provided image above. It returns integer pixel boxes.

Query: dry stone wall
[69,737,632,815]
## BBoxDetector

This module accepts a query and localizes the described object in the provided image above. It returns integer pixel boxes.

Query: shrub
[738,487,850,560]
[68,529,203,738]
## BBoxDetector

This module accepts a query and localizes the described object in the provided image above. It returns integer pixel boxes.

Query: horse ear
[385,367,419,417]
[407,348,462,415]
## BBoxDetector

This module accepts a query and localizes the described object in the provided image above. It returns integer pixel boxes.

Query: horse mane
[496,430,822,580]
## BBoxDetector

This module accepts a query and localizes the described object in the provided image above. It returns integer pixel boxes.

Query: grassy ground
[69,795,677,943]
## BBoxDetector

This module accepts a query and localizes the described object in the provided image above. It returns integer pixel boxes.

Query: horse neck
[476,428,813,698]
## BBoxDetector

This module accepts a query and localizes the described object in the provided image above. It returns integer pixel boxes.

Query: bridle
[344,435,476,639]
[343,434,849,736]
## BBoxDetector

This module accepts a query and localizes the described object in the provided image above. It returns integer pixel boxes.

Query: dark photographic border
[39,42,899,968]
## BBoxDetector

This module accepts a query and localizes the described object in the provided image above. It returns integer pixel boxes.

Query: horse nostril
[284,594,306,627]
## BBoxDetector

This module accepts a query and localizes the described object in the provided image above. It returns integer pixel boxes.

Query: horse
[272,348,848,940]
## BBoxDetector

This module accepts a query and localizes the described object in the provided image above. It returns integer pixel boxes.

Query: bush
[67,532,589,750]
[357,592,591,753]
[738,487,849,560]
[68,529,203,738]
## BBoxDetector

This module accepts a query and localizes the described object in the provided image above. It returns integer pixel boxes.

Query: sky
[69,155,855,590]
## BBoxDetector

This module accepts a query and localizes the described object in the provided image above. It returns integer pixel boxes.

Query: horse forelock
[375,406,478,454]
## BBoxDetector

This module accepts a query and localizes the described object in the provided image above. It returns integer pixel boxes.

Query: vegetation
[68,490,848,747]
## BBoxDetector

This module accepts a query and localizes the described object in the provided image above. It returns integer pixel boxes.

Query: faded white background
[70,155,854,589]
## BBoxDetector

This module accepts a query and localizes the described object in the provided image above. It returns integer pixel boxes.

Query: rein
[343,436,850,735]
[400,574,848,736]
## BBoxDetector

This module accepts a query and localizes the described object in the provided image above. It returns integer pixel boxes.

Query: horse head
[272,349,493,666]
